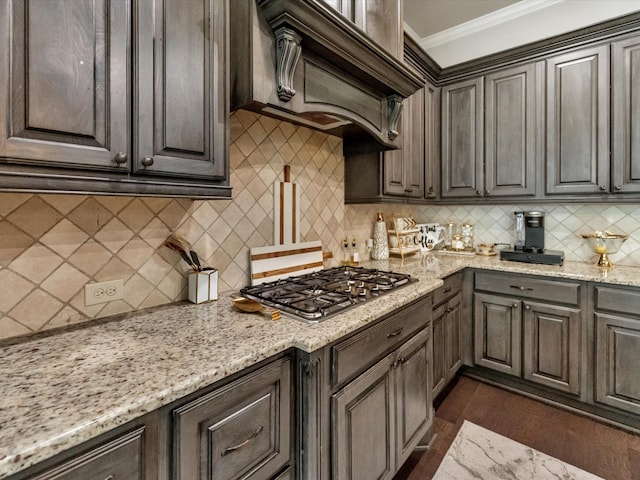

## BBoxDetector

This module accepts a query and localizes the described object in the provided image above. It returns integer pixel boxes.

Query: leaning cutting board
[274,165,300,245]
[250,240,323,285]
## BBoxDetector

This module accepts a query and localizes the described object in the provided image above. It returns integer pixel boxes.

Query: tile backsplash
[1,109,639,341]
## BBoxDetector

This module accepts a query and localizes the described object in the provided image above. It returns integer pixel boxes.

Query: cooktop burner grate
[239,266,415,322]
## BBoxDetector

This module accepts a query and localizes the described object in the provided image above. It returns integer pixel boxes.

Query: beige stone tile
[221,261,248,291]
[233,109,259,131]
[138,253,174,286]
[156,200,188,230]
[142,197,172,214]
[39,219,89,258]
[247,120,268,145]
[0,221,35,267]
[7,196,63,238]
[67,240,113,277]
[0,193,33,216]
[0,269,33,313]
[119,237,155,270]
[44,306,87,330]
[96,196,134,215]
[39,194,87,215]
[139,217,172,249]
[207,216,233,245]
[157,269,187,300]
[192,233,217,265]
[41,263,89,302]
[192,201,217,230]
[220,202,244,229]
[235,131,257,157]
[175,218,204,247]
[123,274,155,308]
[94,257,135,283]
[118,199,155,233]
[0,316,31,340]
[9,244,63,283]
[139,290,172,309]
[95,218,135,253]
[96,299,132,319]
[67,198,114,235]
[221,232,245,260]
[68,289,108,318]
[9,289,63,331]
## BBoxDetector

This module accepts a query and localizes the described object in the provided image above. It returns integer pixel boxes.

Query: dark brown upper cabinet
[484,64,538,197]
[0,0,230,198]
[440,77,484,199]
[545,45,610,196]
[612,35,640,194]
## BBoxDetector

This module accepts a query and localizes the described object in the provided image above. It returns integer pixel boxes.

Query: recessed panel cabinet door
[484,64,537,197]
[595,312,640,415]
[0,0,129,170]
[135,0,227,179]
[441,78,484,198]
[473,292,521,377]
[546,45,609,195]
[612,35,640,194]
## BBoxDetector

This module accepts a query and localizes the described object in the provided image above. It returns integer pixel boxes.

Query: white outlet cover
[84,279,124,307]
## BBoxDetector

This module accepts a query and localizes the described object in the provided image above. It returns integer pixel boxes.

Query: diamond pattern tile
[2,110,640,343]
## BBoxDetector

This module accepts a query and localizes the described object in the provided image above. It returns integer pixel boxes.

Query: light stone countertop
[1,253,639,479]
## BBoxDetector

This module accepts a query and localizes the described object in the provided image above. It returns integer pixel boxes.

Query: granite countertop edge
[1,255,638,479]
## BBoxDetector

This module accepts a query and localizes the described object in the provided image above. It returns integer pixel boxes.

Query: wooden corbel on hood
[231,0,424,150]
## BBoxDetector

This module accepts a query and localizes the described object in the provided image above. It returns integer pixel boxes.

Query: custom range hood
[231,0,424,151]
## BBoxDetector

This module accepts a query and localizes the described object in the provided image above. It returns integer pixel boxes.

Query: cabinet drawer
[173,357,291,480]
[433,272,462,307]
[594,285,640,316]
[331,296,430,387]
[475,271,580,305]
[29,428,144,480]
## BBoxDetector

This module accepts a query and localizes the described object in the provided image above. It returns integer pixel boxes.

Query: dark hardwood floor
[394,376,640,480]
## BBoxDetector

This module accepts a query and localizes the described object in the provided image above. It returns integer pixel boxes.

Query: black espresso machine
[500,211,564,265]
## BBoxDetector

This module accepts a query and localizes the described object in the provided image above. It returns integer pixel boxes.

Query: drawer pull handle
[443,287,452,293]
[387,327,403,338]
[221,425,264,456]
[103,476,114,480]
[510,285,533,291]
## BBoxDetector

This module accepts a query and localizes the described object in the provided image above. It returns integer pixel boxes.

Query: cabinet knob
[141,156,154,167]
[615,184,622,191]
[113,152,127,164]
[599,185,607,191]
[485,189,491,195]
[427,186,434,195]
[476,190,481,196]
[524,304,531,310]
[512,303,519,309]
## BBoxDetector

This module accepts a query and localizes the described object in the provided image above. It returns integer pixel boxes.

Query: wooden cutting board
[249,240,323,285]
[274,165,300,245]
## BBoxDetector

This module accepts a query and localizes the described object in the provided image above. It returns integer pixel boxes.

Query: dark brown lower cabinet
[473,271,584,397]
[331,328,431,480]
[593,285,640,416]
[173,357,292,480]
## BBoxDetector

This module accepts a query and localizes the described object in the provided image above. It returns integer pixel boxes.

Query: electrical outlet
[85,279,124,306]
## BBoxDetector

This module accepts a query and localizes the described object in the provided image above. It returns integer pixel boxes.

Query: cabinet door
[595,313,640,415]
[332,355,395,480]
[441,77,484,198]
[432,303,446,397]
[445,292,463,379]
[27,428,145,480]
[173,358,291,480]
[473,292,521,376]
[395,329,431,467]
[546,45,609,195]
[383,88,424,198]
[0,0,129,170]
[523,301,582,395]
[612,35,640,194]
[485,64,536,197]
[135,0,227,179]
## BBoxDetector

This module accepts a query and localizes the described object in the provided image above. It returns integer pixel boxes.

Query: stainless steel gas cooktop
[239,266,416,323]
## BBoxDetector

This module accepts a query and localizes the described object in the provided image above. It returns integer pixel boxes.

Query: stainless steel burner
[239,266,415,322]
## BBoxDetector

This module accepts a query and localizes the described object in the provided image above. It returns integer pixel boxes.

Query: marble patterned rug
[432,420,604,479]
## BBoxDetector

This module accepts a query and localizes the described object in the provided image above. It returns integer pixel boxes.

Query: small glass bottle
[350,237,360,266]
[341,238,350,265]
